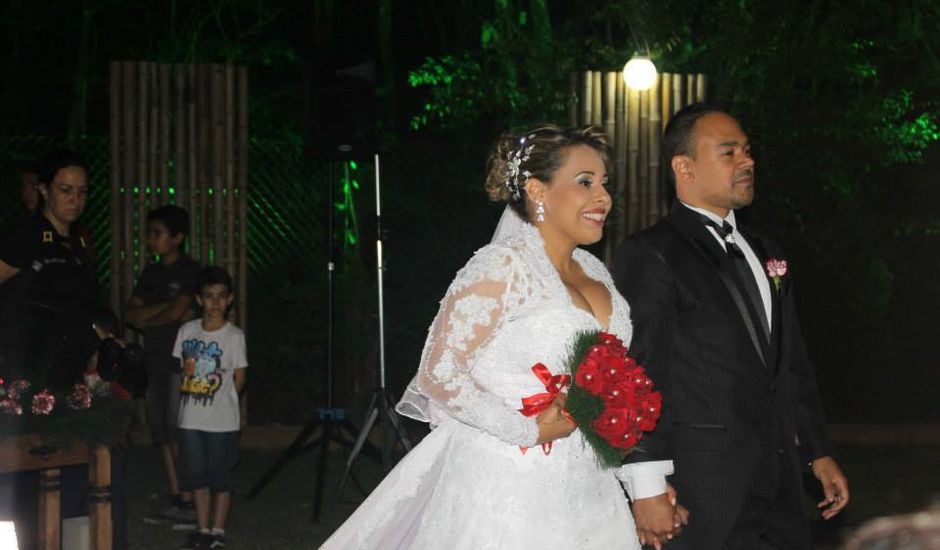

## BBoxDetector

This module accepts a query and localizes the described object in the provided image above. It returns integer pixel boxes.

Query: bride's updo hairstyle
[484,124,611,220]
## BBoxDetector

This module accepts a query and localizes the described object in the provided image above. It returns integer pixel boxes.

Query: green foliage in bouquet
[563,330,623,469]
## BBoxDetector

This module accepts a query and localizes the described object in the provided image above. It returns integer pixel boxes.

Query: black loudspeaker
[305,61,377,160]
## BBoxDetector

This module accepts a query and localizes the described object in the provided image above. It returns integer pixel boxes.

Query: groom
[612,103,849,549]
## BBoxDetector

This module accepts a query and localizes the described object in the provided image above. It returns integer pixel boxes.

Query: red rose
[575,360,605,395]
[613,429,641,450]
[586,344,609,360]
[592,406,635,442]
[603,377,640,408]
[600,354,629,385]
[629,370,654,396]
[636,392,662,431]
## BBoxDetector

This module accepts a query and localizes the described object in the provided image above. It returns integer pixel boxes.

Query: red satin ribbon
[518,363,571,455]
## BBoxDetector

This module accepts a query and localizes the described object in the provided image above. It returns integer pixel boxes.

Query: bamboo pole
[648,76,662,224]
[137,62,149,274]
[237,66,249,330]
[660,73,672,128]
[673,75,683,115]
[627,88,640,234]
[174,65,185,207]
[581,71,592,125]
[695,74,707,102]
[638,89,649,229]
[591,71,602,126]
[602,72,616,148]
[187,65,198,253]
[211,64,225,267]
[109,62,121,314]
[159,63,170,204]
[122,62,135,303]
[149,63,159,206]
[568,72,578,127]
[225,64,236,279]
[198,64,210,263]
[686,74,695,105]
[613,73,627,253]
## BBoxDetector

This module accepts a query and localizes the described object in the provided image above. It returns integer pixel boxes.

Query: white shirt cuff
[615,460,674,500]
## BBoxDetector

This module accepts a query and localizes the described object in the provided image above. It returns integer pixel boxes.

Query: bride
[321,125,677,550]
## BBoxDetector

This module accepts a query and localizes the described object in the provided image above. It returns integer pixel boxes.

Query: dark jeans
[177,429,239,492]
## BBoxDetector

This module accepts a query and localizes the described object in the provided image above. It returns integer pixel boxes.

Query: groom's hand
[812,456,850,520]
[632,493,680,550]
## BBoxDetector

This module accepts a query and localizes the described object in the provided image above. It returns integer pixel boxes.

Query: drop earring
[535,200,546,223]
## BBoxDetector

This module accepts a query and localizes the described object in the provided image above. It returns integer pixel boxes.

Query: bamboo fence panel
[568,72,579,127]
[627,88,640,235]
[638,89,649,229]
[109,61,249,329]
[647,77,662,224]
[571,70,707,258]
[611,74,628,262]
[672,75,683,115]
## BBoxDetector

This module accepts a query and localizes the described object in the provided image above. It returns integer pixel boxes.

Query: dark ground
[121,439,939,550]
[5,434,939,549]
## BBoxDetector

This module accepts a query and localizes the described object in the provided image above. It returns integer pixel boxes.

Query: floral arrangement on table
[519,331,662,468]
[0,376,131,447]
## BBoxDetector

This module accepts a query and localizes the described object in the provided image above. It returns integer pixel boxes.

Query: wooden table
[0,434,111,550]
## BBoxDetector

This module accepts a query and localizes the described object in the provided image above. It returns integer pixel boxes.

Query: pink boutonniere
[765,259,788,291]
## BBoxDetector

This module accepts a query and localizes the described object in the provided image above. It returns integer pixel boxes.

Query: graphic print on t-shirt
[179,338,224,405]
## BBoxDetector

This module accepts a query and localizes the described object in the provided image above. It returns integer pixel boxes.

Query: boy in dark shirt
[124,205,201,524]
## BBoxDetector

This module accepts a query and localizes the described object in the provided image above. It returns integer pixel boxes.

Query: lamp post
[622,54,657,91]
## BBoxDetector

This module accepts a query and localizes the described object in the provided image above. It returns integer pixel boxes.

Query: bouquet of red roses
[566,331,661,467]
[518,331,661,467]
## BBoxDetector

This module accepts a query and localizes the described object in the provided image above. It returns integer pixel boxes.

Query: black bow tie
[702,218,743,257]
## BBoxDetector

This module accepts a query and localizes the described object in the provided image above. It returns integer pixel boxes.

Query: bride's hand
[536,393,576,444]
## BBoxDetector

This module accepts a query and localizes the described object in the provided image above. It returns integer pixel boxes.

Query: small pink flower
[765,259,788,290]
[7,379,30,400]
[66,383,93,410]
[0,398,23,416]
[765,259,788,278]
[31,389,55,416]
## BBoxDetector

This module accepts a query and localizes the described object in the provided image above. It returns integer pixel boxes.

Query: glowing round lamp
[622,55,658,91]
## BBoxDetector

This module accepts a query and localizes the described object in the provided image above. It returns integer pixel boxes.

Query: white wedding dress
[320,219,641,550]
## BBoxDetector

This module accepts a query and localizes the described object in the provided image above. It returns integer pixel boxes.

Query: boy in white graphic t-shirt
[173,267,247,550]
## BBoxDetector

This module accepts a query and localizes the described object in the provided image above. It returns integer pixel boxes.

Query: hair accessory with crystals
[504,134,535,201]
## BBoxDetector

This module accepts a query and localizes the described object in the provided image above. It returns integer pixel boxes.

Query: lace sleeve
[414,246,539,447]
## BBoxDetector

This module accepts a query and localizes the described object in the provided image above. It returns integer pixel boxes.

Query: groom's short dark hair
[663,102,734,184]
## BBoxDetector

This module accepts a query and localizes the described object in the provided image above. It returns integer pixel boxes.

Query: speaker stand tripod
[337,154,413,498]
[247,163,379,523]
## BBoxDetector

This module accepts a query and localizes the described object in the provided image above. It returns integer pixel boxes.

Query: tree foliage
[405,0,940,419]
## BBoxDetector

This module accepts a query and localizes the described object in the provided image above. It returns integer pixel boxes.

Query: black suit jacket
[611,202,831,548]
